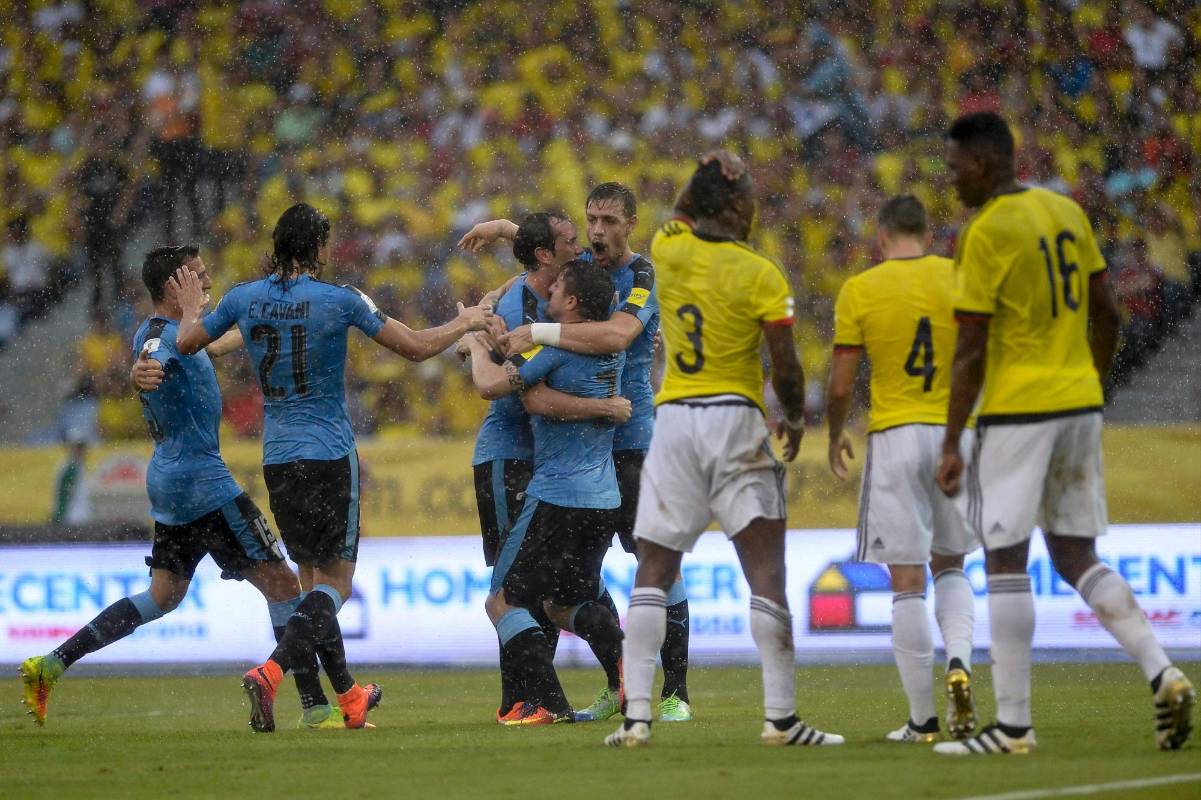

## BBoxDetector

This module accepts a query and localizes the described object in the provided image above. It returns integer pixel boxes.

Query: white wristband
[782,415,805,431]
[531,322,561,347]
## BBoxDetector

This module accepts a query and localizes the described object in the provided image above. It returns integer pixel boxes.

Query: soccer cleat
[934,723,1037,755]
[761,717,845,746]
[338,682,380,729]
[573,687,623,722]
[1153,666,1195,750]
[501,703,572,726]
[886,720,939,743]
[658,693,693,722]
[945,667,977,739]
[19,655,64,726]
[605,719,652,747]
[496,702,526,725]
[242,664,281,733]
[297,704,344,730]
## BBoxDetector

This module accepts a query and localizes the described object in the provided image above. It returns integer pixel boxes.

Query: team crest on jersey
[143,338,161,353]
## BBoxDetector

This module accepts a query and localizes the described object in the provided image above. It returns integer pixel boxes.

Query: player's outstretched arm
[170,268,217,356]
[1088,272,1122,386]
[456,219,519,253]
[373,302,493,362]
[205,328,244,358]
[463,334,523,399]
[825,348,861,480]
[521,383,632,423]
[502,313,643,357]
[937,318,989,496]
[763,323,806,462]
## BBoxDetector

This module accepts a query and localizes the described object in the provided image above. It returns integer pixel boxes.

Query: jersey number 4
[252,324,310,398]
[904,316,935,392]
[1039,231,1080,317]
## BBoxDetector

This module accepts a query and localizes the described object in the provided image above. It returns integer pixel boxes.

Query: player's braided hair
[142,244,200,302]
[559,259,614,322]
[513,211,568,269]
[268,203,330,279]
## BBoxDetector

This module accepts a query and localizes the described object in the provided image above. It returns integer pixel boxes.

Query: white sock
[1076,564,1171,682]
[988,574,1034,728]
[623,588,667,722]
[749,595,796,721]
[934,568,975,669]
[892,593,935,725]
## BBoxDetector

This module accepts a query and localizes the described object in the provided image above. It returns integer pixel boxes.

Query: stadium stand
[0,0,1197,444]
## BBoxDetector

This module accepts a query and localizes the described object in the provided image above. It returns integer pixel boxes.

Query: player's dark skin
[634,153,807,608]
[937,137,1123,583]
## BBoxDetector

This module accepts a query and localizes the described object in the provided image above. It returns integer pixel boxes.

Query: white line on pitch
[955,772,1201,800]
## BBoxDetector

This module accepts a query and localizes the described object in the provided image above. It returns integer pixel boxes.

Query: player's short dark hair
[142,244,200,302]
[877,195,927,236]
[269,203,330,277]
[947,112,1015,163]
[559,259,614,322]
[586,182,637,219]
[513,211,568,269]
[688,159,752,218]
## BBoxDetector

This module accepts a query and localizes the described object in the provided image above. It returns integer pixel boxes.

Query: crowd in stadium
[0,0,1197,442]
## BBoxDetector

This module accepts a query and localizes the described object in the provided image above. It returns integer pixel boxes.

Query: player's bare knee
[1045,534,1098,586]
[542,600,573,630]
[888,564,927,594]
[930,552,964,576]
[984,542,1029,574]
[484,590,509,624]
[633,542,682,590]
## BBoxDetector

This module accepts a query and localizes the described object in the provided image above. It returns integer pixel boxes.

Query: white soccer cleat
[934,723,1036,755]
[886,720,939,743]
[762,717,844,746]
[605,719,651,747]
[1153,666,1195,751]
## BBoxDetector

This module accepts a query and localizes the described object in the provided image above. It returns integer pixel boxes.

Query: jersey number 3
[252,324,310,399]
[904,316,935,392]
[675,304,704,374]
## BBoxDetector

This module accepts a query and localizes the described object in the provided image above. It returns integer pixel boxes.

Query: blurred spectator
[2,213,54,325]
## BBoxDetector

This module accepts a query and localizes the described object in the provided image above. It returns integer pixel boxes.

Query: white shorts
[961,411,1107,551]
[856,424,978,565]
[634,397,786,553]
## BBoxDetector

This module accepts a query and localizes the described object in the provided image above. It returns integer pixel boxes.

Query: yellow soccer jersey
[651,220,795,414]
[954,187,1107,421]
[833,255,956,433]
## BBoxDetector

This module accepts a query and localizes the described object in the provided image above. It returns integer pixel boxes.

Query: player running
[465,259,628,725]
[461,183,693,724]
[825,196,978,743]
[171,203,492,732]
[19,245,318,726]
[605,153,843,748]
[935,112,1194,754]
[469,212,631,724]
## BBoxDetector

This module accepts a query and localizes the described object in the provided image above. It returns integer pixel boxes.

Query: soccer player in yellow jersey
[934,112,1194,755]
[826,195,978,744]
[605,153,843,748]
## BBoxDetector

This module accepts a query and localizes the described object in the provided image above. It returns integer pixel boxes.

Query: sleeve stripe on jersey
[1088,266,1110,279]
[832,343,864,352]
[762,316,795,327]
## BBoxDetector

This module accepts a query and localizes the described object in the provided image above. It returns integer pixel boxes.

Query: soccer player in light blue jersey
[470,212,632,725]
[171,203,493,731]
[464,260,628,724]
[460,184,693,723]
[19,245,317,726]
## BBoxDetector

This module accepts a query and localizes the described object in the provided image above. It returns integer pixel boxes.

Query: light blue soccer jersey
[511,345,624,509]
[201,274,386,465]
[133,317,242,525]
[471,274,548,466]
[609,254,659,451]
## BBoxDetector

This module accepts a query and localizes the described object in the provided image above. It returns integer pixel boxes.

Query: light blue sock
[666,578,688,607]
[129,591,165,623]
[268,596,303,628]
[313,584,344,613]
[495,609,540,645]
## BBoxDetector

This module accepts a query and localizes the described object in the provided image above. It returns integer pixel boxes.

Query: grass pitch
[2,662,1198,799]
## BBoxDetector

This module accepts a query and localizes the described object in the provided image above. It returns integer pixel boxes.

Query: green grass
[2,663,1198,799]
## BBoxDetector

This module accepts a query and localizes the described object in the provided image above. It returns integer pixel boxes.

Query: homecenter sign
[1,525,1197,665]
